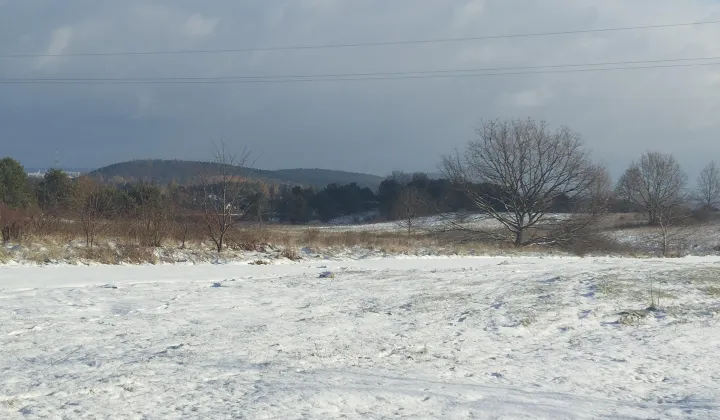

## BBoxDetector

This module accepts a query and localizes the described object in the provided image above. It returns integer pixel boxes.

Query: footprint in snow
[539,276,561,284]
[457,311,470,322]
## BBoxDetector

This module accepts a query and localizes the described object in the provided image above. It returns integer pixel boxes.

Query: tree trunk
[648,210,659,226]
[180,224,188,249]
[513,229,523,247]
[216,234,224,254]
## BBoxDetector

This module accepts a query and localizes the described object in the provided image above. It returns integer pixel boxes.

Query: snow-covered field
[2,256,720,419]
[305,213,572,233]
[610,223,720,256]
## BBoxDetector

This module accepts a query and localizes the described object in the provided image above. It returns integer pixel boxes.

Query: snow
[315,212,574,233]
[327,211,381,225]
[610,223,720,256]
[306,213,497,233]
[2,256,720,419]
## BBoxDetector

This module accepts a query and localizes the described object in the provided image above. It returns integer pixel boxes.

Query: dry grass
[559,231,642,257]
[281,247,301,261]
[596,277,631,299]
[4,212,712,265]
[595,213,648,230]
[233,227,441,255]
[83,246,118,265]
[0,222,630,265]
[116,242,158,264]
[0,224,542,265]
[24,246,65,265]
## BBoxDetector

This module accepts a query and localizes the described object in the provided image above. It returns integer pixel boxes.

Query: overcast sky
[2,0,720,179]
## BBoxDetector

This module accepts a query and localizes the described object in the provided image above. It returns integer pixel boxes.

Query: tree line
[0,158,586,230]
[2,118,719,252]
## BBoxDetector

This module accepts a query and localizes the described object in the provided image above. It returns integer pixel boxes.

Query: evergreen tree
[37,168,74,214]
[0,157,31,208]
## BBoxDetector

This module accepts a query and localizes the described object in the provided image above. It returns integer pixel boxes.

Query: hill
[89,159,385,188]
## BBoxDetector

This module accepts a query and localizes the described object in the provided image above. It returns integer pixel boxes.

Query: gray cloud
[1,0,720,180]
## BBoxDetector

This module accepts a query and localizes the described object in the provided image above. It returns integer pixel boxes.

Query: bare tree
[656,206,694,257]
[615,152,687,225]
[198,142,253,254]
[615,152,690,257]
[132,184,170,248]
[73,176,112,249]
[251,184,270,228]
[392,187,430,236]
[442,118,608,246]
[695,161,720,211]
[173,207,194,250]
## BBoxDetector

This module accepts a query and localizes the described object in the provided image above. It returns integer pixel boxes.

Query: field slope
[2,256,719,419]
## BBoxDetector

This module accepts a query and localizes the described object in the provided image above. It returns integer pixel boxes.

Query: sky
[1,0,720,180]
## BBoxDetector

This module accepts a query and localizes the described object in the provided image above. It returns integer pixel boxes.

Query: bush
[227,228,272,251]
[0,204,33,243]
[281,247,301,261]
[116,243,157,264]
[83,246,117,265]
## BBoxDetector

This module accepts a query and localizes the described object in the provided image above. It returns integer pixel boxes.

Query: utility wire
[2,57,720,84]
[1,20,718,59]
[2,55,720,82]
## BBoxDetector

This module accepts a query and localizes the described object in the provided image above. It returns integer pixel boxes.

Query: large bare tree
[198,142,254,254]
[695,161,720,211]
[442,118,608,246]
[615,152,687,225]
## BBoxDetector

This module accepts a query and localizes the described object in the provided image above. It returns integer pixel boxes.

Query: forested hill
[89,160,385,188]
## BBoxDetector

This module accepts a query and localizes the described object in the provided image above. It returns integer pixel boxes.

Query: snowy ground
[299,213,572,233]
[609,223,720,256]
[2,256,720,419]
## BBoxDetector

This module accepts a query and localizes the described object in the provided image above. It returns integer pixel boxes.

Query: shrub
[116,243,157,264]
[300,228,321,245]
[0,203,34,243]
[281,247,301,261]
[227,228,272,251]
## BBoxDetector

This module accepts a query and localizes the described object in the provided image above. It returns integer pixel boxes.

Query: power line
[1,20,718,59]
[2,57,720,84]
[2,55,720,82]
